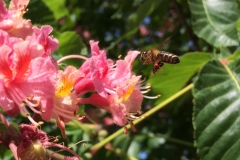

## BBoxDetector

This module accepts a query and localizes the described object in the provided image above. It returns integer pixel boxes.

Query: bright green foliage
[188,0,239,47]
[149,52,211,104]
[193,58,240,160]
[58,31,86,56]
[42,0,69,19]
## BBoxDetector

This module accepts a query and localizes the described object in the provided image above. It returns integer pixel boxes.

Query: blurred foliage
[2,0,240,159]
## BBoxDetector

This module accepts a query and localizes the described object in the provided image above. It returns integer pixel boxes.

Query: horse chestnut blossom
[0,0,32,39]
[0,29,57,124]
[76,40,156,132]
[0,0,159,158]
[52,66,85,138]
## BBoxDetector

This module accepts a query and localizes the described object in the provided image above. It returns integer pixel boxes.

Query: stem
[90,83,194,152]
[172,0,200,51]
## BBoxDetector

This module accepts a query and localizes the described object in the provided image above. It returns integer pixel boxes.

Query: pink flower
[75,40,140,97]
[0,0,33,39]
[104,50,140,89]
[74,40,109,97]
[31,25,59,56]
[75,40,156,131]
[0,30,57,123]
[52,66,84,138]
[110,76,143,127]
[78,76,143,131]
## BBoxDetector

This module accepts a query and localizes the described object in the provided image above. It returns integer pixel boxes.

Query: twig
[172,0,201,51]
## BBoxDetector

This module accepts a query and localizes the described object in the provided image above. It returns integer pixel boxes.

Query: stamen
[23,99,42,114]
[138,84,151,90]
[77,115,85,120]
[125,112,141,121]
[141,89,150,94]
[138,78,146,84]
[54,109,84,121]
[38,121,44,125]
[143,94,161,99]
[25,97,40,107]
[27,116,39,126]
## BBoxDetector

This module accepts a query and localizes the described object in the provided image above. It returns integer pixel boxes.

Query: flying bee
[140,38,180,75]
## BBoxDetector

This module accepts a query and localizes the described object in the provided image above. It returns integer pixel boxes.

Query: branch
[172,0,201,51]
[90,83,194,152]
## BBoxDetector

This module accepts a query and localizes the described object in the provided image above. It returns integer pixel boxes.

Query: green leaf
[193,58,240,160]
[128,141,140,157]
[149,52,211,104]
[237,18,240,42]
[188,0,239,47]
[57,31,86,55]
[228,49,240,61]
[25,0,55,26]
[42,0,69,19]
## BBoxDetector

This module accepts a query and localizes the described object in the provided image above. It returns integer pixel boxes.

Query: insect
[140,38,180,75]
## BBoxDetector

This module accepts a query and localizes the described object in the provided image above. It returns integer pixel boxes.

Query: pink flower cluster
[0,0,158,159]
[0,0,58,121]
[76,41,148,132]
[0,0,156,140]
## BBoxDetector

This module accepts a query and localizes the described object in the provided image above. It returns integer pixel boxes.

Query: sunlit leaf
[237,18,240,42]
[228,49,240,61]
[149,52,211,104]
[25,0,55,25]
[188,0,239,47]
[193,58,240,159]
[42,0,69,19]
[128,141,140,157]
[58,31,86,55]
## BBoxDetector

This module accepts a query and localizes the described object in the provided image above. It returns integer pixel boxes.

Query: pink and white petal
[40,98,54,121]
[0,0,8,19]
[32,25,58,56]
[110,103,127,126]
[0,83,20,116]
[27,57,57,87]
[7,19,33,39]
[0,45,13,80]
[0,19,13,30]
[123,89,143,113]
[89,40,101,56]
[20,57,57,99]
[78,94,110,111]
[124,50,140,68]
[74,76,95,95]
[9,0,30,10]
[108,60,131,87]
[13,40,44,80]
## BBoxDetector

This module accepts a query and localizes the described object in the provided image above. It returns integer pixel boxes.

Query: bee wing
[156,36,172,50]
